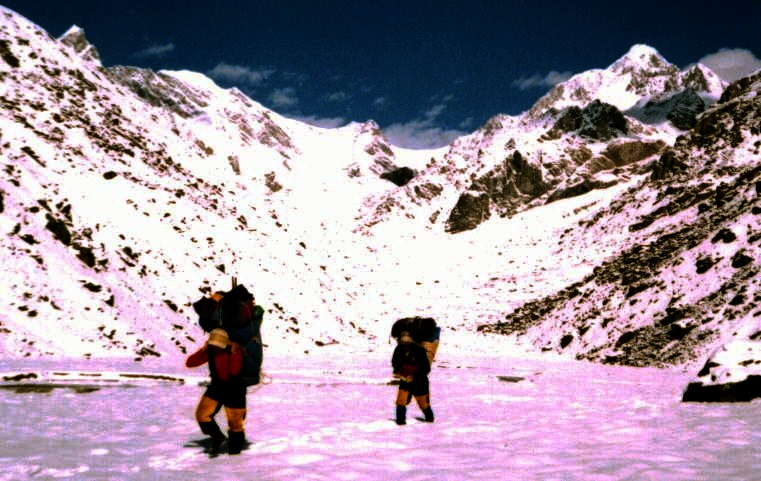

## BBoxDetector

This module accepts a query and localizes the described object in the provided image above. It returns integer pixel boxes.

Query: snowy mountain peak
[609,44,672,74]
[681,62,727,99]
[58,24,102,66]
[528,44,724,117]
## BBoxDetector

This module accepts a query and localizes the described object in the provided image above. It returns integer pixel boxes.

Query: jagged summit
[58,24,101,65]
[609,44,673,74]
[680,63,726,97]
[528,44,726,119]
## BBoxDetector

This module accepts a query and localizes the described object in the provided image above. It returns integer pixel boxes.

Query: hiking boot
[395,405,407,425]
[228,431,246,455]
[227,431,245,455]
[209,433,227,455]
[199,420,227,455]
[199,420,223,437]
[422,406,434,422]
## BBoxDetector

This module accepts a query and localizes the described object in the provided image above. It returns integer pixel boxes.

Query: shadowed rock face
[445,193,491,234]
[445,151,549,233]
[634,88,707,130]
[666,89,706,130]
[546,178,618,204]
[380,166,416,187]
[683,375,761,402]
[683,341,761,403]
[548,100,628,141]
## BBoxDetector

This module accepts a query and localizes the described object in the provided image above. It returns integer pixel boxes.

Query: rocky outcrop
[649,149,689,181]
[683,341,761,402]
[478,72,761,368]
[601,139,667,167]
[666,89,706,129]
[445,193,491,233]
[546,140,665,203]
[547,100,628,141]
[691,80,761,152]
[58,26,101,65]
[445,151,549,233]
[107,67,207,118]
[380,167,416,187]
[546,178,618,203]
[719,71,761,104]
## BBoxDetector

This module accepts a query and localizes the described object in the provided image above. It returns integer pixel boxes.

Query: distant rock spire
[58,25,101,66]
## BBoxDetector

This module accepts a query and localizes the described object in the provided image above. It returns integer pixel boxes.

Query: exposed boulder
[380,166,416,187]
[683,341,761,402]
[601,139,667,167]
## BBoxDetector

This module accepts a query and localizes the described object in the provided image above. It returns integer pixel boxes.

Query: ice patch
[287,453,325,465]
[474,394,534,403]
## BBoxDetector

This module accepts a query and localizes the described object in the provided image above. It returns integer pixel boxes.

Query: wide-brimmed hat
[208,328,229,349]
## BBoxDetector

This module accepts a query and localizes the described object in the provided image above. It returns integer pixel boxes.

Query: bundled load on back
[391,316,441,364]
[192,278,264,386]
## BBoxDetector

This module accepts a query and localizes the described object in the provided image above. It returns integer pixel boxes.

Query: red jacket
[186,343,243,382]
[186,344,209,368]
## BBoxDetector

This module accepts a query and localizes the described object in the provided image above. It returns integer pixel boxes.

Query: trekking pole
[232,276,238,288]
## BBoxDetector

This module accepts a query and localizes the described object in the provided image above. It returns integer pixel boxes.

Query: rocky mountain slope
[0,6,757,372]
[479,71,761,368]
[355,45,726,235]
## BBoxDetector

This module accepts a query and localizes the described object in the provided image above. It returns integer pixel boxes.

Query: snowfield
[2,348,761,481]
[1,5,760,480]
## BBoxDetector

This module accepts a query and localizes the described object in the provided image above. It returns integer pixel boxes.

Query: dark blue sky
[3,1,760,147]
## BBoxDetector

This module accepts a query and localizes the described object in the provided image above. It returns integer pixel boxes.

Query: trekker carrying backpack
[186,280,264,455]
[390,317,440,426]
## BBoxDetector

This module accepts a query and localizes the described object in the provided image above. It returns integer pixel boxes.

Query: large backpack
[391,316,441,364]
[192,282,264,386]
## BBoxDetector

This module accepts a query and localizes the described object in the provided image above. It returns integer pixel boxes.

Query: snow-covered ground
[2,348,760,481]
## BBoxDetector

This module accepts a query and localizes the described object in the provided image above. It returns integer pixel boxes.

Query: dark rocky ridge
[445,151,549,233]
[546,100,629,141]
